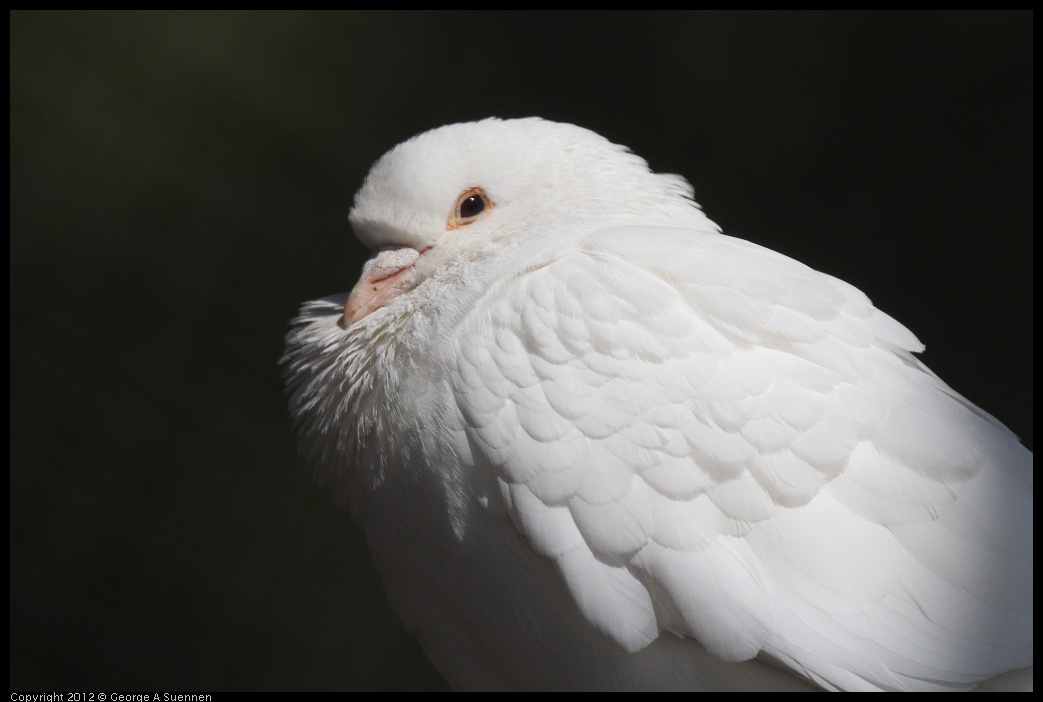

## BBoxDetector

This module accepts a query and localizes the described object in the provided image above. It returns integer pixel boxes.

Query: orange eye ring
[447,187,494,229]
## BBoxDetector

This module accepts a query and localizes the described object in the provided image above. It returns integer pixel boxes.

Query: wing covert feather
[448,225,1032,690]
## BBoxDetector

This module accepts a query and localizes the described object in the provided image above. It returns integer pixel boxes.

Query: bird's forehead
[350,124,501,222]
[346,118,672,248]
[345,127,501,249]
[352,118,621,207]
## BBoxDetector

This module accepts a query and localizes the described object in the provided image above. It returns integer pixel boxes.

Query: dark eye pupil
[460,194,485,219]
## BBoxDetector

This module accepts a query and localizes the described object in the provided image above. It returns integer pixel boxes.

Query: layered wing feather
[448,224,1032,691]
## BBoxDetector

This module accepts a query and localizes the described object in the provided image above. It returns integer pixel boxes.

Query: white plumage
[283,117,1032,691]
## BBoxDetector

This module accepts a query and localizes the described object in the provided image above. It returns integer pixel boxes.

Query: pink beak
[341,246,423,328]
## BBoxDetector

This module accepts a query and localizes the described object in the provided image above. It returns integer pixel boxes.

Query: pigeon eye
[460,194,485,218]
[448,187,493,229]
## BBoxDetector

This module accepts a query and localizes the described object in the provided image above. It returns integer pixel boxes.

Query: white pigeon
[282,117,1032,691]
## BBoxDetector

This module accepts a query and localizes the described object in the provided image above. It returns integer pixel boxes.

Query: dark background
[10,11,1032,692]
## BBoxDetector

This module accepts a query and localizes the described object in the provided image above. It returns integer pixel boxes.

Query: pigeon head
[341,117,711,327]
[348,117,702,251]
